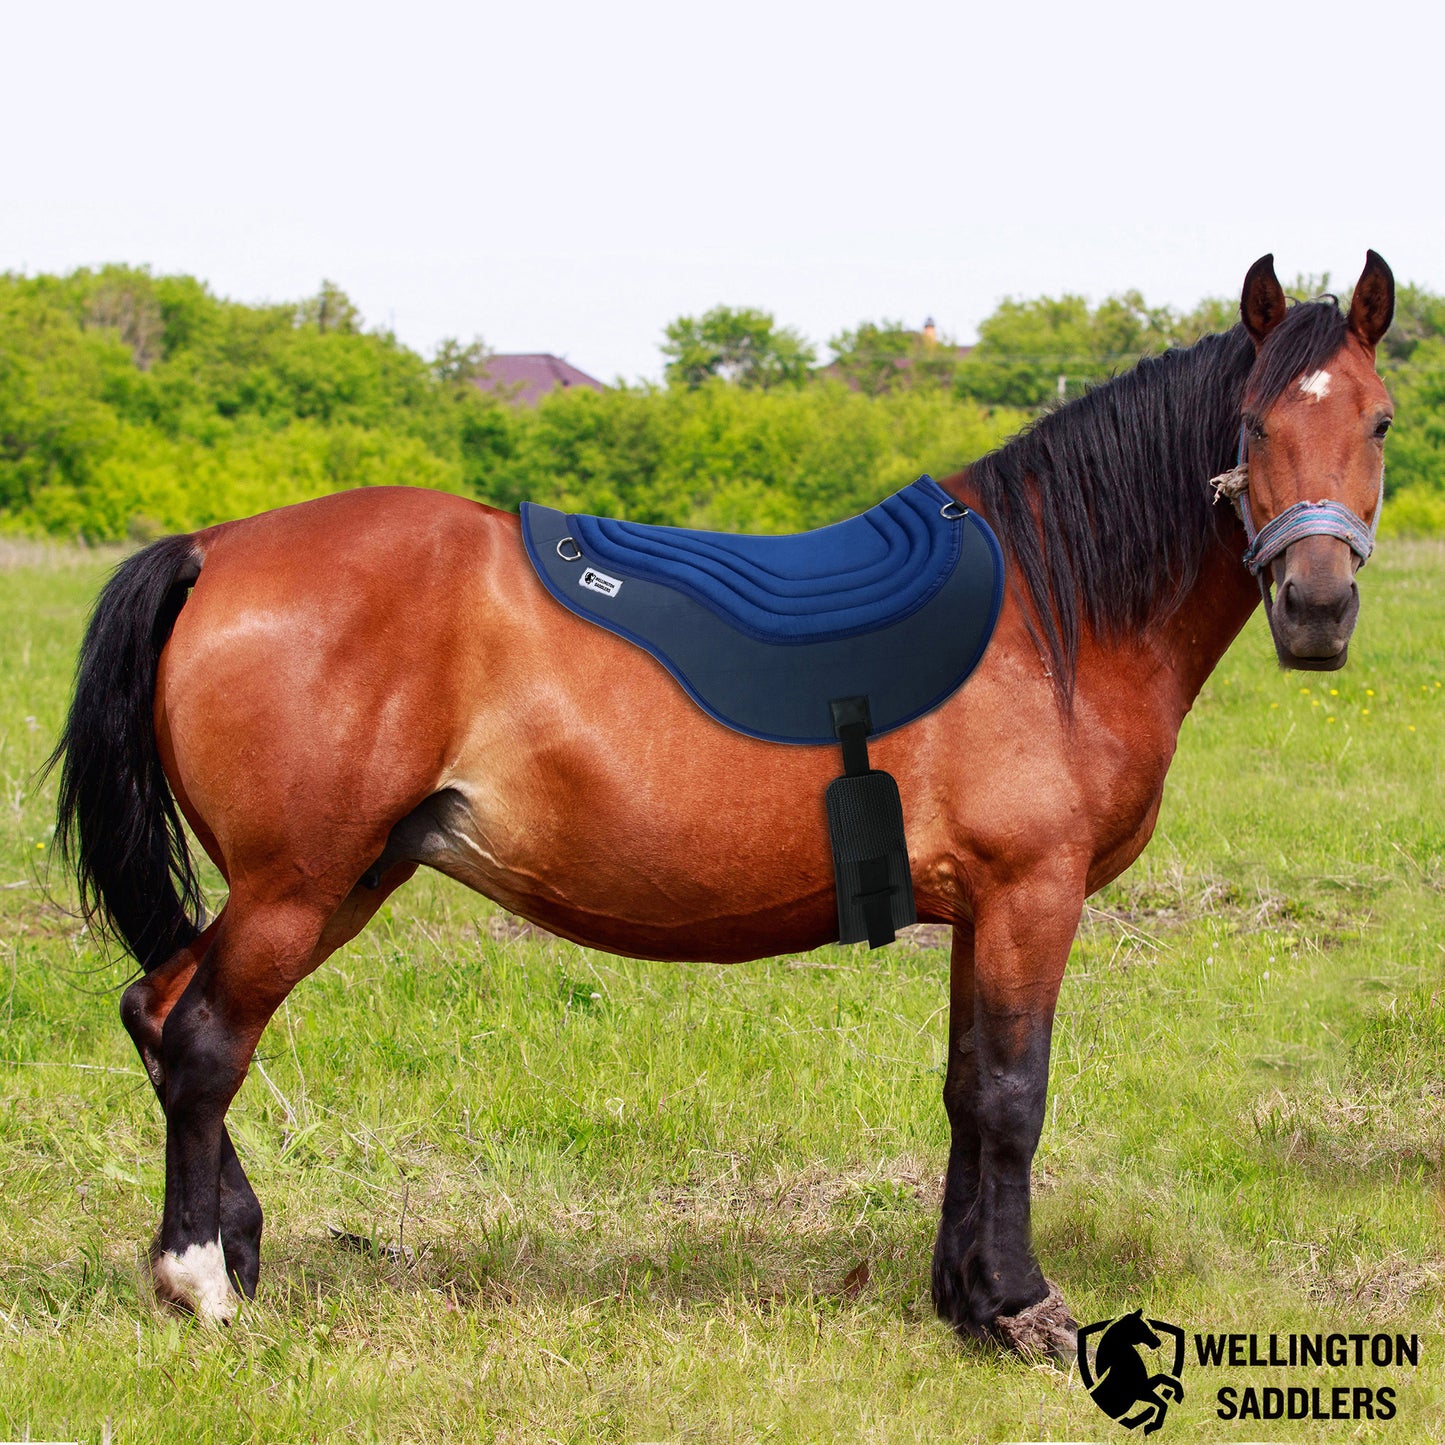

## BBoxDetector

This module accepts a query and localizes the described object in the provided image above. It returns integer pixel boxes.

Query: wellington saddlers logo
[1078,1310,1187,1435]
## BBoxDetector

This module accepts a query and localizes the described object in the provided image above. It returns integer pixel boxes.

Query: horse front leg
[931,924,981,1322]
[931,867,1082,1358]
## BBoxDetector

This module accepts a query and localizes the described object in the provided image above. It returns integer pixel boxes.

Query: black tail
[46,534,206,973]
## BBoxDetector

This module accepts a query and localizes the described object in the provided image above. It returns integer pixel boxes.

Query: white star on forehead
[1298,371,1332,402]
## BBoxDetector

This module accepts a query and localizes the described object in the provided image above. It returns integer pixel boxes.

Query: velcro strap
[857,856,895,950]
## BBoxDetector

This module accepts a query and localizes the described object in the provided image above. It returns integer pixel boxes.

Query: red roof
[473,353,606,406]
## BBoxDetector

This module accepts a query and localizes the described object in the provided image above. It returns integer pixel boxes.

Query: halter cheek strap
[1223,425,1383,579]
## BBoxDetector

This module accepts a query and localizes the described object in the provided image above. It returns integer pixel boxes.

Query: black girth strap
[833,695,873,778]
[825,696,917,948]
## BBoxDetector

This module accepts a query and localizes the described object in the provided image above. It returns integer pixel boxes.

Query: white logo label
[578,568,623,598]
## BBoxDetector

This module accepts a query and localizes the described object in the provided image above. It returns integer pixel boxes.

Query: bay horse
[50,253,1395,1346]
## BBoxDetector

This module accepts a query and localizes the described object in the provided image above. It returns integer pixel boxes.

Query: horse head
[1234,250,1395,670]
[1101,1307,1163,1356]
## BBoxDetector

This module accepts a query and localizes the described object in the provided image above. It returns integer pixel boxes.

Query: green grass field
[2,541,1443,1443]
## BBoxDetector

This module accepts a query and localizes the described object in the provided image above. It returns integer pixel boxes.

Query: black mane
[966,299,1348,696]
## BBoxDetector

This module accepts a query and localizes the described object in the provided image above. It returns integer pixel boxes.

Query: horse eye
[1374,417,1393,439]
[1248,422,1267,443]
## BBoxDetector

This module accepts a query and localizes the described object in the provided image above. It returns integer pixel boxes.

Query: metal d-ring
[939,500,968,520]
[556,536,582,562]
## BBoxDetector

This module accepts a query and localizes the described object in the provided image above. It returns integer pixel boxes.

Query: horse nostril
[1279,577,1303,624]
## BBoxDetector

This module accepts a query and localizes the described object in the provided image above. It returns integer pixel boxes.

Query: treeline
[1,266,1442,542]
[0,268,1022,541]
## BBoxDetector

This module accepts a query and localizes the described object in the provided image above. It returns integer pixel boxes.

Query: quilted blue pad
[568,477,961,643]
[521,477,1004,745]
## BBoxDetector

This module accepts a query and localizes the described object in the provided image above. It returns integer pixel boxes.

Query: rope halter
[1211,424,1382,580]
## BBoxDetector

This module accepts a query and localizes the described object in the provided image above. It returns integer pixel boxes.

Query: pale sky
[5,0,1441,382]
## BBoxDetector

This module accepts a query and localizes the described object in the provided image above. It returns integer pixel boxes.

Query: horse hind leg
[143,864,416,1321]
[148,896,334,1322]
[120,918,265,1300]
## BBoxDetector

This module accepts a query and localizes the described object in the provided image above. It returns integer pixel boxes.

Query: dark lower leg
[216,1137,263,1296]
[962,1013,1053,1327]
[932,928,982,1325]
[152,891,348,1321]
[122,964,264,1296]
[932,874,1080,1342]
[158,981,255,1261]
[129,875,412,1313]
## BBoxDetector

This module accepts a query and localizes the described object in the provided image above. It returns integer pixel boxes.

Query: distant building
[473,353,606,406]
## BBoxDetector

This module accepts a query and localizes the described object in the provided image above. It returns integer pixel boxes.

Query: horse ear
[1241,254,1287,348]
[1348,249,1395,351]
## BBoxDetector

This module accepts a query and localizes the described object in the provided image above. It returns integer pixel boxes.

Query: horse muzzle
[1266,536,1361,671]
[1237,494,1375,673]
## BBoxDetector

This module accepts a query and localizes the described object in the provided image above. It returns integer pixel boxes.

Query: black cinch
[521,476,1004,947]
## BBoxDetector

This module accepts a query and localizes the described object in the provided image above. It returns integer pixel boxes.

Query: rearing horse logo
[1077,1310,1186,1435]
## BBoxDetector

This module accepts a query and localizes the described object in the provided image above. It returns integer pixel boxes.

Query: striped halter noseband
[1213,424,1382,581]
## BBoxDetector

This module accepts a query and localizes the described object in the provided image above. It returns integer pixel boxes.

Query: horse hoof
[996,1283,1077,1365]
[151,1236,239,1325]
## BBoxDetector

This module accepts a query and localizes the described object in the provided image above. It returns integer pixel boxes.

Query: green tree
[1172,296,1239,346]
[0,282,127,526]
[661,306,815,390]
[83,268,165,370]
[1380,283,1445,364]
[296,280,362,335]
[828,321,914,396]
[954,290,1185,407]
[0,267,513,539]
[432,336,492,387]
[827,321,961,396]
[1380,335,1445,499]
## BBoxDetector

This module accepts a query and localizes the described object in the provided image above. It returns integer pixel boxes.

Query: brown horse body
[54,254,1395,1342]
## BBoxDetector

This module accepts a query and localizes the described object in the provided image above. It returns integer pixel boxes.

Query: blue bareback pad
[520,476,1004,745]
